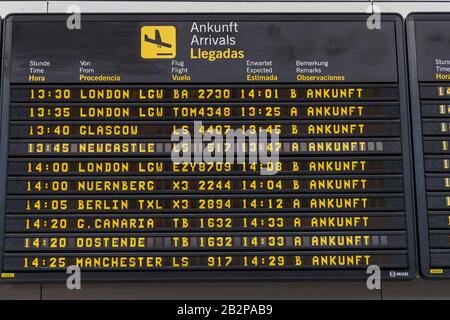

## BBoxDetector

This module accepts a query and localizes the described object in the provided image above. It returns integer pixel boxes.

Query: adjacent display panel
[407,13,450,278]
[0,14,416,281]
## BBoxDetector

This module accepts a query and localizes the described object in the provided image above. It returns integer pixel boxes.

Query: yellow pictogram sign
[141,26,176,59]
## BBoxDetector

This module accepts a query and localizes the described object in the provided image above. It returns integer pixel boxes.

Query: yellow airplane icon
[141,26,176,59]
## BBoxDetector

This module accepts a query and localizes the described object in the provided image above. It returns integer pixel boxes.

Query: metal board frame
[0,13,417,282]
[407,12,450,279]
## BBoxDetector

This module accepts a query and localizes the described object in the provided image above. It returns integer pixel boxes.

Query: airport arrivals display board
[0,14,416,281]
[407,13,450,279]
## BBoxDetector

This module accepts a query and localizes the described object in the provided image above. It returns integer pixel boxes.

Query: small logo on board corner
[141,26,176,59]
[389,270,409,278]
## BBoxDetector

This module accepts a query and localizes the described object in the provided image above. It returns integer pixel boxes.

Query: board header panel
[8,15,398,84]
[409,14,450,83]
[0,14,416,282]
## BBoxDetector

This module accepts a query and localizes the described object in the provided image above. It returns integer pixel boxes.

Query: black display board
[0,14,416,281]
[407,13,450,279]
